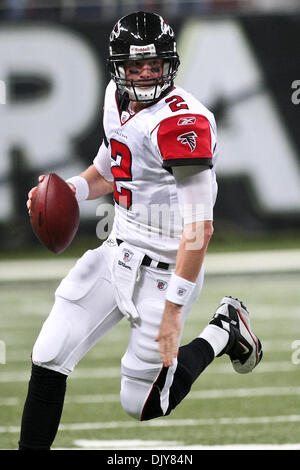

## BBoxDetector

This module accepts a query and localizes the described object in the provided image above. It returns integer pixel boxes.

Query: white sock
[199,324,229,357]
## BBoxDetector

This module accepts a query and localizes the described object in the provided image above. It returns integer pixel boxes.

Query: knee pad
[120,376,153,420]
[31,301,71,372]
[120,363,177,421]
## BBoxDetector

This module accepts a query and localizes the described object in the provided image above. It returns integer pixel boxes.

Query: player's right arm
[26,166,113,212]
[27,139,113,210]
[78,164,113,200]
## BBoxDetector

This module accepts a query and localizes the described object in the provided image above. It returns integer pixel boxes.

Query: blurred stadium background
[0,0,300,451]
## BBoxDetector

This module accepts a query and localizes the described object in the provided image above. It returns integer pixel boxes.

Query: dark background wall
[0,8,299,253]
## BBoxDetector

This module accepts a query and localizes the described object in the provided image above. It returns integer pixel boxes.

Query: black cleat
[210,296,263,374]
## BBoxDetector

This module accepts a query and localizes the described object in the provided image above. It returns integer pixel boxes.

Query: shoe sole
[221,297,262,374]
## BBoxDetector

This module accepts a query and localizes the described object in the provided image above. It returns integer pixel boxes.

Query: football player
[19,12,262,450]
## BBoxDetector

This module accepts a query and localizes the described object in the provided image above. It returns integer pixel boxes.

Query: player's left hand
[155,301,182,367]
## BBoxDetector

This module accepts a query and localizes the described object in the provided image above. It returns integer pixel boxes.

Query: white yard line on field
[0,339,291,363]
[205,250,300,275]
[0,361,297,383]
[1,414,300,434]
[1,385,300,408]
[0,397,20,406]
[71,439,300,450]
[73,439,183,449]
[1,249,300,282]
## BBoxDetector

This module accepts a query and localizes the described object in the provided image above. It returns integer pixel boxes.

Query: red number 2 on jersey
[110,139,132,209]
[165,95,189,112]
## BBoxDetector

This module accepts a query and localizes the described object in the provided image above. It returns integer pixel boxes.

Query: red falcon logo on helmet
[177,131,198,152]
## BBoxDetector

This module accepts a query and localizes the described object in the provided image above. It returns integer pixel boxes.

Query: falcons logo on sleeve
[177,131,198,152]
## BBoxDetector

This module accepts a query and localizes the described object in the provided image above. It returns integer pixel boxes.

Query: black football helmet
[108,11,180,102]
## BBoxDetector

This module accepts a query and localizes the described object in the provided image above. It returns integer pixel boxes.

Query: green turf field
[0,266,300,450]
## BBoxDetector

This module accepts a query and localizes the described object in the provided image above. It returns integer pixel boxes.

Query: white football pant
[32,240,204,419]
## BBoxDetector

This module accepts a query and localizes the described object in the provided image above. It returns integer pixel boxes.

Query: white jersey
[94,80,218,264]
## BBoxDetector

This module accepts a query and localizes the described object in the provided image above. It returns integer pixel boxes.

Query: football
[30,173,80,253]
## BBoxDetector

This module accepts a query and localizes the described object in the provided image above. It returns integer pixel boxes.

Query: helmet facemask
[111,58,177,103]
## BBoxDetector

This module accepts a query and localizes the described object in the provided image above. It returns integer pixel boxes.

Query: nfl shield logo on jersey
[156,280,167,290]
[123,248,134,262]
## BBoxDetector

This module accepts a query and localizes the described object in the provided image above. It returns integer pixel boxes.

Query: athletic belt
[116,239,169,270]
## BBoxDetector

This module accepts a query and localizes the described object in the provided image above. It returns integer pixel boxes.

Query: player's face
[124,58,164,88]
